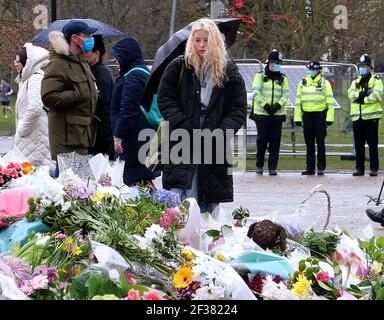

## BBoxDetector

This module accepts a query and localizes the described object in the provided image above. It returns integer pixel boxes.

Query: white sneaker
[4,115,8,118]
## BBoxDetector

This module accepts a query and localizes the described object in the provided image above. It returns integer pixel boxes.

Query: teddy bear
[247,219,287,251]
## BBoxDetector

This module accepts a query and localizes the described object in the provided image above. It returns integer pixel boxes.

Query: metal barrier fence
[109,58,383,158]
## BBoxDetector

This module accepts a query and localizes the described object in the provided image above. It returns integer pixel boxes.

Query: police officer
[294,61,336,175]
[250,49,289,176]
[348,54,383,176]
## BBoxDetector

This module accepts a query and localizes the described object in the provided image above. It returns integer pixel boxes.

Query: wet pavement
[221,172,384,238]
[0,136,13,155]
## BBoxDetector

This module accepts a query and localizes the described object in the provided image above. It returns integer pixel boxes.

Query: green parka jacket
[41,31,98,160]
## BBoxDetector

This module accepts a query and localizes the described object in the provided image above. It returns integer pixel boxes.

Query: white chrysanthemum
[144,224,166,245]
[132,235,150,250]
[57,168,86,189]
[261,275,299,300]
[192,256,223,285]
[192,281,227,300]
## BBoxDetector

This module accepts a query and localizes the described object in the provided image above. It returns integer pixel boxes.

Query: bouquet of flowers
[0,162,34,188]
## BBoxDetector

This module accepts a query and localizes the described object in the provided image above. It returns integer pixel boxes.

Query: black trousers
[302,111,327,171]
[353,118,379,172]
[255,119,283,170]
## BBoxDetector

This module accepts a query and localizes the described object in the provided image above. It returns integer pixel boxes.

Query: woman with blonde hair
[158,18,247,214]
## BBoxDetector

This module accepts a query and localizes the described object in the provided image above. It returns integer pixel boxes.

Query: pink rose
[316,272,330,282]
[125,272,137,285]
[125,289,140,300]
[55,233,67,240]
[143,290,165,300]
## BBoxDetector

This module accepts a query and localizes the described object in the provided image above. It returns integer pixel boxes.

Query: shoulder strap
[178,61,185,89]
[124,67,150,78]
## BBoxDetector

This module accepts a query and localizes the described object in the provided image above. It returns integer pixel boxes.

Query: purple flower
[34,265,57,283]
[0,255,32,282]
[177,281,201,300]
[249,273,266,293]
[152,189,181,207]
[272,275,284,283]
[356,265,370,278]
[97,173,112,187]
[55,233,67,240]
[331,277,339,285]
[66,185,92,200]
[285,224,300,239]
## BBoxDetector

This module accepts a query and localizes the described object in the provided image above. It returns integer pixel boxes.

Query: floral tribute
[0,162,34,187]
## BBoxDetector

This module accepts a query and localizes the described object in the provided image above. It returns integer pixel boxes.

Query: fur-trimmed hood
[48,31,70,56]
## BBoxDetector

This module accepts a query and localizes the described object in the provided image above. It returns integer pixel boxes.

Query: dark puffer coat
[157,56,247,203]
[88,60,114,159]
[110,37,159,184]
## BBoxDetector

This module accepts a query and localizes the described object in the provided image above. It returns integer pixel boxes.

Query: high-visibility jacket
[294,74,336,123]
[347,74,383,122]
[252,71,289,118]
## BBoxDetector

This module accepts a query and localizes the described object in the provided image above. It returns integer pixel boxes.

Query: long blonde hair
[185,18,227,87]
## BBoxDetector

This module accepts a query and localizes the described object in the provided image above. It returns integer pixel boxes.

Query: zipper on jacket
[359,103,362,119]
[271,80,275,106]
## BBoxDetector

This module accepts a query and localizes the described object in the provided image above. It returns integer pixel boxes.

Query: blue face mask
[308,70,318,78]
[271,64,281,73]
[359,67,368,76]
[80,37,94,53]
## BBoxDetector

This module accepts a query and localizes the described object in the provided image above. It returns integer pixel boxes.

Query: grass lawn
[0,97,16,135]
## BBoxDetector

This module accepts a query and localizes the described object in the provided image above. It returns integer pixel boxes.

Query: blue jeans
[53,161,59,179]
[171,113,219,214]
[171,168,218,214]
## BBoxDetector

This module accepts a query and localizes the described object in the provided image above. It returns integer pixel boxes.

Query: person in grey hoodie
[0,79,13,118]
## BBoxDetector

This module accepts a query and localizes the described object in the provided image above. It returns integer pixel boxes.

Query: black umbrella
[142,18,241,111]
[32,18,124,46]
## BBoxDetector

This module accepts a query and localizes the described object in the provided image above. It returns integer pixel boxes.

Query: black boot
[301,169,315,175]
[366,208,384,226]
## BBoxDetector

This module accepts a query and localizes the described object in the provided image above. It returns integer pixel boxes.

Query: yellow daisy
[173,267,193,289]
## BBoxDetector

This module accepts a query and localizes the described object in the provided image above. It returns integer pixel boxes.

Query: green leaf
[87,274,124,299]
[205,229,221,241]
[348,284,363,294]
[358,280,372,287]
[372,281,384,300]
[376,237,384,249]
[299,260,306,272]
[317,281,335,291]
[120,271,130,296]
[373,287,384,300]
[9,242,21,256]
[69,272,92,300]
